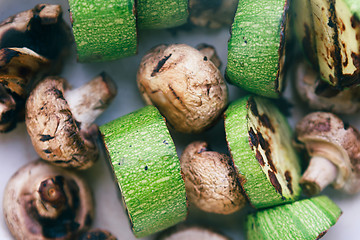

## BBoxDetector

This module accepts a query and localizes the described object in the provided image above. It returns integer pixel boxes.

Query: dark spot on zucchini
[285,170,293,194]
[248,127,258,148]
[259,114,275,133]
[151,54,172,77]
[257,132,269,150]
[255,150,265,166]
[248,97,259,116]
[268,170,282,196]
[144,166,148,170]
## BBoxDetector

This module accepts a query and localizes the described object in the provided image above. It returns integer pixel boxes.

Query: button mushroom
[3,160,94,240]
[25,73,117,169]
[79,229,117,240]
[0,47,49,133]
[295,111,360,195]
[294,59,360,114]
[0,4,73,74]
[137,43,228,133]
[180,141,246,214]
[158,226,230,240]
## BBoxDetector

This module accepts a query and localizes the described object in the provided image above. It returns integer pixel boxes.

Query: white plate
[0,1,359,239]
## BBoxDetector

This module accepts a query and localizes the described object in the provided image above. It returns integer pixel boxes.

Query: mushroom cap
[158,226,230,240]
[0,4,73,74]
[0,47,49,133]
[3,160,94,240]
[79,229,117,240]
[180,141,246,214]
[296,112,360,193]
[295,61,360,114]
[25,76,99,169]
[137,44,228,133]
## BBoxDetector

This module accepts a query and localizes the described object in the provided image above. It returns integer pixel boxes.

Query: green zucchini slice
[246,196,342,240]
[224,96,301,209]
[100,106,187,238]
[226,0,289,98]
[69,0,137,62]
[137,0,188,29]
[291,0,360,88]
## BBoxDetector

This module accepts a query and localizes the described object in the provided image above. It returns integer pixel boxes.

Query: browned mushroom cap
[295,112,360,195]
[79,229,117,240]
[180,141,246,214]
[0,47,49,132]
[189,0,238,28]
[3,160,94,240]
[137,44,228,133]
[295,60,360,114]
[25,73,117,169]
[158,226,230,240]
[0,4,73,74]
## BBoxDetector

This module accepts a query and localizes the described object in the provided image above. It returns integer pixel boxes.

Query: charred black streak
[247,97,259,116]
[255,150,265,166]
[285,170,293,194]
[39,134,54,142]
[248,127,258,149]
[259,114,275,133]
[265,149,277,173]
[151,54,172,77]
[257,132,269,150]
[268,170,283,197]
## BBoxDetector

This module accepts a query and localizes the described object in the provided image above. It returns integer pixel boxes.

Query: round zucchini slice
[100,106,188,238]
[224,95,301,209]
[137,0,189,29]
[69,0,137,62]
[246,195,342,240]
[226,0,289,98]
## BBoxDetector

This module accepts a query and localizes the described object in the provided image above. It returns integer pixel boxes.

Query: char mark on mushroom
[151,53,172,77]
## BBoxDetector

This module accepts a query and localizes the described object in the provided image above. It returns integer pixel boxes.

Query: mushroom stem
[35,177,68,219]
[64,72,117,130]
[300,156,338,195]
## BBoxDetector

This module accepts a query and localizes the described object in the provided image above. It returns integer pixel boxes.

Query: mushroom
[3,160,94,240]
[0,47,49,133]
[189,0,238,29]
[295,112,360,195]
[25,73,117,169]
[294,60,360,114]
[137,44,228,133]
[79,229,117,240]
[158,226,230,240]
[0,4,73,74]
[180,141,246,214]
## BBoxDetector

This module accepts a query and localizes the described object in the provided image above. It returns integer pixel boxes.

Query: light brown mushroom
[0,4,73,74]
[137,44,228,133]
[189,0,238,29]
[3,160,94,240]
[295,60,360,114]
[295,112,360,195]
[158,226,230,240]
[25,73,117,169]
[180,141,246,214]
[79,229,117,240]
[0,47,49,132]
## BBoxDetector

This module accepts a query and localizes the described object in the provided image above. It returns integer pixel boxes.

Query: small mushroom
[137,44,228,133]
[180,141,246,214]
[3,160,94,240]
[0,4,73,74]
[294,60,360,114]
[295,112,360,195]
[25,73,117,169]
[158,226,230,240]
[79,229,117,240]
[189,0,238,29]
[0,47,49,132]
